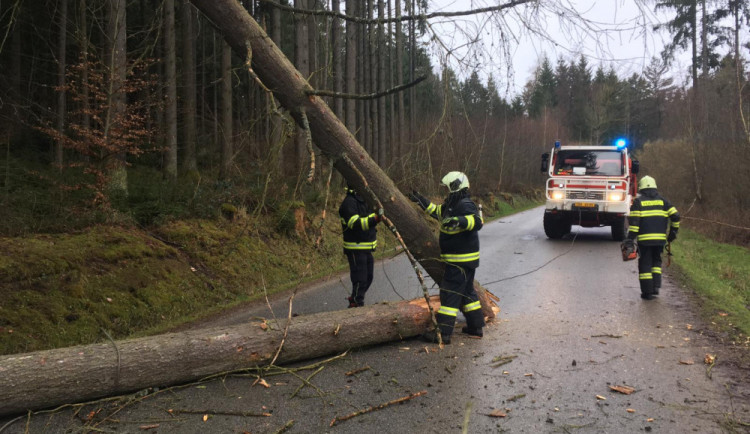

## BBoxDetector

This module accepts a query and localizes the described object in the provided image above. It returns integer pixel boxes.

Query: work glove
[442,216,460,230]
[373,209,385,224]
[667,230,677,242]
[408,191,430,210]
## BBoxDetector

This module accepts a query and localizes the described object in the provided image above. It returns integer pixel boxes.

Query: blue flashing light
[554,140,561,148]
[615,138,627,149]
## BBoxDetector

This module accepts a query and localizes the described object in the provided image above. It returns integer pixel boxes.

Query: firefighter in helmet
[626,175,680,300]
[339,182,382,308]
[409,171,484,344]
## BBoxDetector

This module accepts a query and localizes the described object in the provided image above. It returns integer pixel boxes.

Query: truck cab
[540,140,639,240]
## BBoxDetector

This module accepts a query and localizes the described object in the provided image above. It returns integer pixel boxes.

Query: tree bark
[105,0,128,196]
[187,0,496,317]
[55,0,68,169]
[395,0,404,164]
[331,0,343,120]
[164,0,178,177]
[0,297,439,417]
[294,0,310,176]
[344,0,357,133]
[182,0,198,171]
[220,40,233,180]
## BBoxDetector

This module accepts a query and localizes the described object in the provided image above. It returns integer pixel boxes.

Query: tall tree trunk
[368,0,378,159]
[395,0,404,166]
[77,0,91,141]
[344,0,357,133]
[220,40,233,180]
[700,0,707,79]
[164,0,178,177]
[690,1,698,88]
[356,1,370,147]
[377,0,387,168]
[187,0,497,321]
[361,1,371,154]
[408,0,416,142]
[294,0,310,176]
[106,0,128,197]
[387,0,395,168]
[331,0,343,120]
[182,0,198,171]
[56,0,68,169]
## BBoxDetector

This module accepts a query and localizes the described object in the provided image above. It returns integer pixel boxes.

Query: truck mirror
[631,160,640,174]
[541,152,549,172]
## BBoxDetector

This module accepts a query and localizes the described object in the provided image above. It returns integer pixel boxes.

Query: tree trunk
[0,298,441,417]
[188,0,496,317]
[164,0,178,177]
[294,0,310,176]
[395,0,404,165]
[182,0,198,171]
[377,0,387,167]
[331,0,343,120]
[220,40,233,179]
[56,0,68,169]
[77,0,91,141]
[344,0,357,133]
[106,0,128,196]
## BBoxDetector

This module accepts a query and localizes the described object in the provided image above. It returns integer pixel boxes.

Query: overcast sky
[425,0,691,96]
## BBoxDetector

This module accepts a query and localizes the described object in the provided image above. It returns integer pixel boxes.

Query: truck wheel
[544,214,571,239]
[611,217,627,241]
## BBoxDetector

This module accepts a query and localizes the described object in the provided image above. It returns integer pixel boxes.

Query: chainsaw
[620,239,637,261]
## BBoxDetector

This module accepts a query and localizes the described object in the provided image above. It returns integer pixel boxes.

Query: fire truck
[540,140,639,240]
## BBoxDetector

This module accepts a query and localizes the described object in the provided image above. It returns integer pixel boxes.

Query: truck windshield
[553,150,623,176]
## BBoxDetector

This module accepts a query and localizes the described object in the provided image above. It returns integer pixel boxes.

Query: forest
[0,0,748,246]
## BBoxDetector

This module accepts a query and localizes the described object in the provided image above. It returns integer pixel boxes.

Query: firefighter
[409,171,484,344]
[339,183,382,308]
[626,175,680,300]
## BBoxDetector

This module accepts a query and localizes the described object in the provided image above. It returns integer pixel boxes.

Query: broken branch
[329,391,427,426]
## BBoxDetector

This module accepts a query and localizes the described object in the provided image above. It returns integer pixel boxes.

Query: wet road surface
[3,207,749,433]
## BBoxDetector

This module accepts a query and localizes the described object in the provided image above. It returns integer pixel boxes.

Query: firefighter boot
[421,329,451,345]
[461,309,485,338]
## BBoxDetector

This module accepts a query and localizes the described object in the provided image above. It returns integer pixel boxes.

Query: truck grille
[567,190,604,200]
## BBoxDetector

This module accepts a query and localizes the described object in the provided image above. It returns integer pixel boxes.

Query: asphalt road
[3,207,749,433]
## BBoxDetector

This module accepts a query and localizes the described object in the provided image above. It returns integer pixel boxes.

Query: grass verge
[670,229,750,340]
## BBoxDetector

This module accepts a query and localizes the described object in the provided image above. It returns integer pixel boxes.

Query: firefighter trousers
[435,264,485,338]
[345,250,374,305]
[638,245,663,296]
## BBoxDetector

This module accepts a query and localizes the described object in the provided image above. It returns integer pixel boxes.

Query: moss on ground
[0,197,407,355]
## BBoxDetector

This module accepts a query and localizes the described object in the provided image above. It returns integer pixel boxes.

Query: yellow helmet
[638,175,657,190]
[441,171,470,193]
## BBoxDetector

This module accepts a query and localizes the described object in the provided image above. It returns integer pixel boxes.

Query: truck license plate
[573,202,596,208]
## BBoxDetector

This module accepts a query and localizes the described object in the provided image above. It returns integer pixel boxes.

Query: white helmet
[441,171,470,193]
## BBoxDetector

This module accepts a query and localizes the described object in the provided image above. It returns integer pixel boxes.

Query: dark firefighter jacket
[627,188,680,246]
[339,191,378,251]
[423,192,483,268]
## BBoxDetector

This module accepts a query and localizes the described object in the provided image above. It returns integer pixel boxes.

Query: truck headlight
[551,191,564,200]
[608,192,623,201]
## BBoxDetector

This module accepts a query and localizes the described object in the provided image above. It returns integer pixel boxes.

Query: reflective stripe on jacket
[627,189,680,246]
[339,192,378,251]
[423,194,483,267]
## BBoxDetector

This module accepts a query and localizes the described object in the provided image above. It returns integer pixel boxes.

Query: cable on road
[481,213,582,288]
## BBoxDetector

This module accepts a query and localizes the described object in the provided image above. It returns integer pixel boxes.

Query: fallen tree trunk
[188,0,496,320]
[0,298,441,417]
